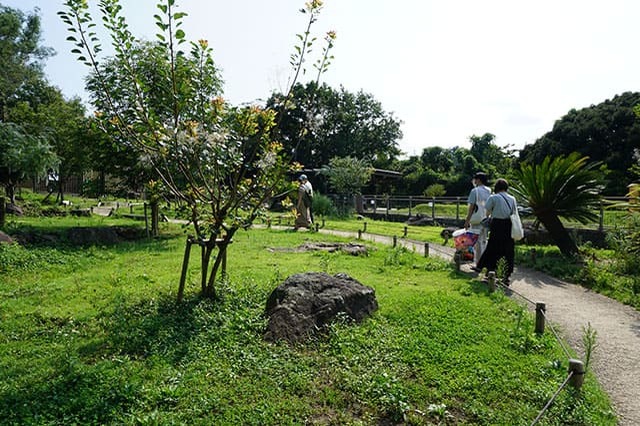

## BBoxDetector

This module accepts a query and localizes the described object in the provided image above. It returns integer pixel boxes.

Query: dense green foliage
[0,3,53,121]
[0,122,58,203]
[512,153,604,257]
[0,220,615,424]
[267,82,403,169]
[394,133,517,196]
[520,92,640,195]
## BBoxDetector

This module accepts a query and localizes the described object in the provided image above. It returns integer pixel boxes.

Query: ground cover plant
[0,217,615,425]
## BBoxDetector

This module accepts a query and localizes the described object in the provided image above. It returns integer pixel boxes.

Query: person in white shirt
[475,178,518,285]
[464,171,491,266]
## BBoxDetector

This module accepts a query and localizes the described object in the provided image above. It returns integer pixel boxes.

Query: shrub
[312,193,337,217]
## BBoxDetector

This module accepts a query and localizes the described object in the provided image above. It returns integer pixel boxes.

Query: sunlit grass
[0,218,615,425]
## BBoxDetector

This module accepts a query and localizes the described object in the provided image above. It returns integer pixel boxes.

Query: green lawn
[0,218,615,425]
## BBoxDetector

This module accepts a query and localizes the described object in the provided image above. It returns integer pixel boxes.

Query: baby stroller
[452,229,479,261]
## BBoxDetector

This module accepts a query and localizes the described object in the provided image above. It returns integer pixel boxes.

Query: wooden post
[431,197,436,221]
[456,197,460,220]
[143,203,150,239]
[403,226,408,238]
[531,248,537,265]
[487,271,496,292]
[424,242,429,257]
[267,218,271,229]
[568,359,585,389]
[393,235,397,248]
[363,222,367,233]
[130,204,134,213]
[454,252,461,271]
[151,201,159,237]
[358,229,362,240]
[535,302,546,334]
[177,237,193,302]
[599,200,604,232]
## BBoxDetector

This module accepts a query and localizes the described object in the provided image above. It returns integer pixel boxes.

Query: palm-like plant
[511,153,604,257]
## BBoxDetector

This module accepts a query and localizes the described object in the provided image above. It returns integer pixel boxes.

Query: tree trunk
[6,184,16,205]
[0,196,5,228]
[538,212,579,257]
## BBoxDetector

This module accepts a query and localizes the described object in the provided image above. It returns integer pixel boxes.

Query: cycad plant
[512,153,604,257]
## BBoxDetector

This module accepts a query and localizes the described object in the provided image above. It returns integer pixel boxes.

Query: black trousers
[477,218,514,277]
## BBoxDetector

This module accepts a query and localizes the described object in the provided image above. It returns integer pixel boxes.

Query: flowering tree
[59,0,333,299]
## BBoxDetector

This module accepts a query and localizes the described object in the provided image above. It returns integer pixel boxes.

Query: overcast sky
[5,0,640,156]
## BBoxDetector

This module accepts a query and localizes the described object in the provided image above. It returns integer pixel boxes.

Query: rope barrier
[540,310,572,359]
[496,280,537,306]
[530,371,575,426]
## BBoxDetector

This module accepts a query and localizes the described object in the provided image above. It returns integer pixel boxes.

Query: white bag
[469,188,487,225]
[511,211,524,241]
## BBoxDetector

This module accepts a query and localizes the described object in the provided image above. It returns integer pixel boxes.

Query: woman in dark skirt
[475,178,517,284]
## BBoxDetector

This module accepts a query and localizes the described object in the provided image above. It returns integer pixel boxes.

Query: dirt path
[318,228,640,425]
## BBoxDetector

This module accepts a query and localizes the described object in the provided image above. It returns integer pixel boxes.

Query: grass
[317,217,447,244]
[0,217,616,425]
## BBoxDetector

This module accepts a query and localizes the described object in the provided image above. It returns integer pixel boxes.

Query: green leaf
[175,29,185,39]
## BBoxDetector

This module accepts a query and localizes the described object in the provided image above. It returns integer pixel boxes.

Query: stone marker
[264,272,378,343]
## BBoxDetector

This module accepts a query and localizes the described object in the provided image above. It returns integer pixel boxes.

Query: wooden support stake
[403,226,408,238]
[358,229,362,240]
[487,271,496,293]
[535,302,546,334]
[393,235,397,248]
[363,222,367,233]
[424,242,429,257]
[568,359,585,389]
[454,252,461,271]
[177,237,193,302]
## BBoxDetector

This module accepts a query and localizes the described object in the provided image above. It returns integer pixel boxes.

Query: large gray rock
[264,272,378,343]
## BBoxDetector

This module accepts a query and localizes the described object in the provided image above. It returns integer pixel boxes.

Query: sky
[5,0,640,156]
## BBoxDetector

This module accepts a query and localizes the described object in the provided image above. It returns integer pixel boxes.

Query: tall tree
[9,84,88,203]
[60,0,333,300]
[0,122,57,203]
[520,92,640,194]
[512,153,604,257]
[0,4,53,122]
[268,82,403,169]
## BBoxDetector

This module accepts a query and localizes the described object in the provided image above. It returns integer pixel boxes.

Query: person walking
[463,172,491,266]
[474,178,517,285]
[301,174,314,224]
[294,174,313,229]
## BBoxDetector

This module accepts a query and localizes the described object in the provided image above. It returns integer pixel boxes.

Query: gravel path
[318,228,640,425]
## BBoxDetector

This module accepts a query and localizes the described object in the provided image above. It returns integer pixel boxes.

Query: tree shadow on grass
[6,222,182,254]
[0,293,259,424]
